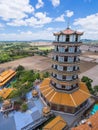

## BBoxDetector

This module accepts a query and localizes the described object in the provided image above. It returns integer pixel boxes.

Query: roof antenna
[67,17,70,29]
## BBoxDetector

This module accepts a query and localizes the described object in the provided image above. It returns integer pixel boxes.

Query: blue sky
[0,0,98,41]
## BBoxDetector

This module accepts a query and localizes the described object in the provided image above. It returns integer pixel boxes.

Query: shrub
[21,103,28,112]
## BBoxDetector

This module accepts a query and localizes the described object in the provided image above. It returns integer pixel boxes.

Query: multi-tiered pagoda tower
[40,27,90,114]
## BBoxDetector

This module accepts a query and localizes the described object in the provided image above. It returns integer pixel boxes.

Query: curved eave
[51,68,80,75]
[52,51,81,56]
[52,60,80,66]
[53,32,83,36]
[51,76,79,86]
[53,42,82,46]
[40,78,90,107]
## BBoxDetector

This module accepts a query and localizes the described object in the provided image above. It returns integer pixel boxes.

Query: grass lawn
[38,46,54,51]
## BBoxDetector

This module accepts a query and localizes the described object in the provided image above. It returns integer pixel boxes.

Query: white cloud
[36,0,44,9]
[7,12,52,27]
[0,0,34,20]
[74,13,98,39]
[66,10,74,17]
[0,30,53,41]
[55,14,65,22]
[51,0,60,7]
[0,23,4,27]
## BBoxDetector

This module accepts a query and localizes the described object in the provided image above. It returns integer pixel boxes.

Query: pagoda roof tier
[51,68,80,75]
[52,60,80,66]
[54,28,83,36]
[40,78,90,107]
[51,77,79,86]
[53,42,82,46]
[52,51,81,56]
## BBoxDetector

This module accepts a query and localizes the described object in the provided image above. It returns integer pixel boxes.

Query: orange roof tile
[0,69,16,87]
[43,116,67,130]
[54,28,83,36]
[0,88,13,99]
[72,111,98,130]
[40,78,90,107]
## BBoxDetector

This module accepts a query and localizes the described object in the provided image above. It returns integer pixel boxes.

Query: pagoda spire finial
[67,17,70,29]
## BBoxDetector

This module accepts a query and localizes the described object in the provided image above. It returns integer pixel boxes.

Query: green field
[38,46,54,50]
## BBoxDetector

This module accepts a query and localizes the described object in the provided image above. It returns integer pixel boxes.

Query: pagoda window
[66,76,72,81]
[68,57,74,63]
[57,65,63,71]
[73,75,77,79]
[55,36,58,42]
[75,35,78,42]
[73,35,76,42]
[64,56,67,62]
[63,66,67,71]
[55,55,58,61]
[67,66,73,72]
[57,74,62,80]
[75,66,78,70]
[59,35,63,42]
[62,85,65,89]
[56,84,61,88]
[65,86,72,90]
[69,47,75,53]
[73,84,76,88]
[62,75,66,80]
[62,35,66,42]
[58,56,64,62]
[66,35,70,42]
[70,35,73,42]
[77,47,80,52]
[58,47,64,53]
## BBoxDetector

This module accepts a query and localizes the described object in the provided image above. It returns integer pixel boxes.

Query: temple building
[0,69,16,88]
[40,27,91,114]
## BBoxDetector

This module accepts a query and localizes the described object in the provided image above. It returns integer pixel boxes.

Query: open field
[38,46,54,51]
[0,44,98,86]
[0,56,51,72]
[0,55,97,72]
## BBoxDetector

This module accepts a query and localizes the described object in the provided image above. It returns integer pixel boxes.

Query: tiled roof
[40,78,90,107]
[0,88,13,99]
[72,111,98,130]
[0,69,16,87]
[43,116,67,130]
[54,28,83,36]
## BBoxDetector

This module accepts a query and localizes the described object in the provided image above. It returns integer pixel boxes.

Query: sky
[0,0,98,41]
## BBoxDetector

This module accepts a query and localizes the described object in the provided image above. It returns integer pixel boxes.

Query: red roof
[54,28,83,36]
[72,111,98,130]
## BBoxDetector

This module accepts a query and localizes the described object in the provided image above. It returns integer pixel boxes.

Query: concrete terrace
[79,65,98,86]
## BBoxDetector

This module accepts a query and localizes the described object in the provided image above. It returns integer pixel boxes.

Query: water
[7,79,16,88]
[91,104,98,115]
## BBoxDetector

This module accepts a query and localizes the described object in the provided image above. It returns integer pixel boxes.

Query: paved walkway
[79,65,98,86]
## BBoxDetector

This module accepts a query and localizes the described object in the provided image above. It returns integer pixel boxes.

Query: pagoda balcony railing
[52,51,81,56]
[51,68,80,75]
[52,58,80,64]
[51,76,79,86]
[53,41,82,46]
[50,82,79,93]
[52,59,80,66]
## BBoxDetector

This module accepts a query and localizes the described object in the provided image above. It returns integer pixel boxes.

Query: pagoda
[40,27,91,114]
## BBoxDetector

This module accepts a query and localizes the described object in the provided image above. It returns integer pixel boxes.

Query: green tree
[16,65,25,72]
[21,103,28,112]
[94,85,98,95]
[43,72,50,78]
[81,76,94,94]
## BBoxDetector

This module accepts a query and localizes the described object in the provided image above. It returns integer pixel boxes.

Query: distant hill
[81,39,98,44]
[30,39,53,42]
